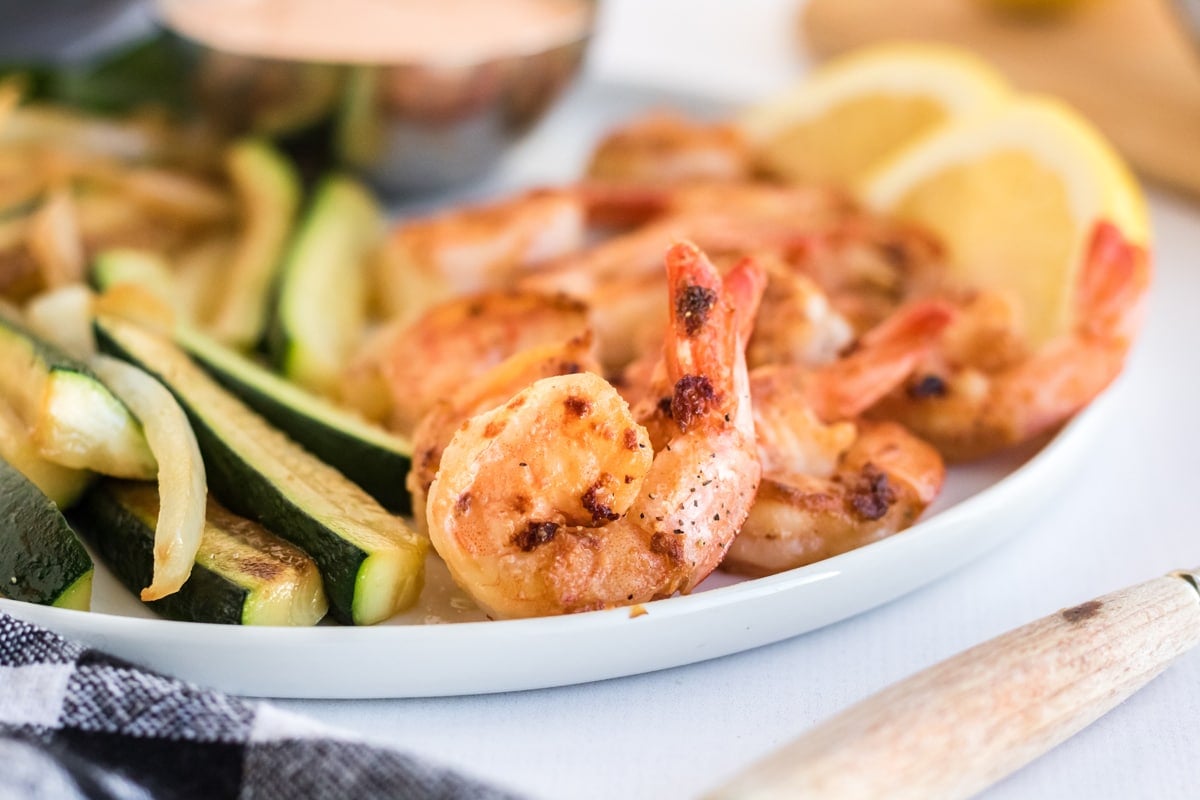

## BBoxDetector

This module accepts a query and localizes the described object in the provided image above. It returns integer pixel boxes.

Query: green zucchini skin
[0,456,93,609]
[94,317,425,625]
[265,174,380,395]
[207,139,302,350]
[88,248,413,513]
[0,313,155,479]
[178,327,413,514]
[196,432,365,620]
[75,484,246,624]
[71,480,327,626]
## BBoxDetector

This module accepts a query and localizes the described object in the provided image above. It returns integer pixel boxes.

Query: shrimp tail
[1076,220,1151,342]
[663,241,737,404]
[723,255,769,346]
[808,299,955,422]
[662,242,766,429]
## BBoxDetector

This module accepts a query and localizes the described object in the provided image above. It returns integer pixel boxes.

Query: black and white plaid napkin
[0,612,523,800]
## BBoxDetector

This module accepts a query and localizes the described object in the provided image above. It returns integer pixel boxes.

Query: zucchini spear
[95,315,426,625]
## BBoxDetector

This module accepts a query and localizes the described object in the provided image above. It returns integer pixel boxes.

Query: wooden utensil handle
[708,572,1200,800]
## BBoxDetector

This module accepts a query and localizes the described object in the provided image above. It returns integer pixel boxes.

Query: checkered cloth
[0,612,522,800]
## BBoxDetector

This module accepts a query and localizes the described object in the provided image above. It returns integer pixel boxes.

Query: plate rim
[0,385,1114,696]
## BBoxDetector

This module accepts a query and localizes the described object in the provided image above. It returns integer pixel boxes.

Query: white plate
[0,82,1115,698]
[0,391,1109,698]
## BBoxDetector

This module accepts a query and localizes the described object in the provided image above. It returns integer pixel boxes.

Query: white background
[275,1,1200,798]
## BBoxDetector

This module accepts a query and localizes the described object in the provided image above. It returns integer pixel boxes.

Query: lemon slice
[862,95,1149,346]
[738,42,1011,188]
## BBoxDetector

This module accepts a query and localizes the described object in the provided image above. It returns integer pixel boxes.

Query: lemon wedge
[738,42,1011,188]
[862,95,1148,346]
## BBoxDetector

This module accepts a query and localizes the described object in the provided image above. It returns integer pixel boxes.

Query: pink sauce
[158,0,591,65]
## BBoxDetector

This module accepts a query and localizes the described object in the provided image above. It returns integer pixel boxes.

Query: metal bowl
[157,1,596,194]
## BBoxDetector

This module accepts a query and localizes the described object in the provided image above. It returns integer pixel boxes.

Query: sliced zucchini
[95,315,426,625]
[91,249,181,314]
[266,175,381,394]
[0,398,92,508]
[177,324,413,513]
[207,140,301,349]
[91,249,413,513]
[0,312,155,479]
[73,480,327,626]
[0,455,93,610]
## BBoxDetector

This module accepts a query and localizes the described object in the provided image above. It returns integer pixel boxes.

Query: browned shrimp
[724,301,952,577]
[346,289,591,436]
[407,333,601,533]
[867,221,1151,461]
[425,242,764,618]
[376,189,585,323]
[586,112,752,187]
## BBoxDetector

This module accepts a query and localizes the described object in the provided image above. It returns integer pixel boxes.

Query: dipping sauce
[157,0,592,65]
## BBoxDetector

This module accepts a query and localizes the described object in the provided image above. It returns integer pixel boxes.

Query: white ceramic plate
[0,82,1115,698]
[0,390,1109,698]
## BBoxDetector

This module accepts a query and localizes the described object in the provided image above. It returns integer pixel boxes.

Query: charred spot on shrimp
[564,395,591,418]
[671,375,717,430]
[907,374,948,399]
[676,282,718,336]
[848,464,896,521]
[650,531,685,564]
[582,480,621,524]
[623,427,641,451]
[513,521,559,551]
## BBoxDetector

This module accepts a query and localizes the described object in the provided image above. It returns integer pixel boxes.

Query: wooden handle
[707,572,1200,800]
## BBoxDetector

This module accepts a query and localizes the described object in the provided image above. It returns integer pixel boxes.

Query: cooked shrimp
[580,179,849,230]
[781,212,947,335]
[516,211,799,373]
[728,420,945,576]
[722,300,952,577]
[867,221,1151,461]
[747,256,854,369]
[426,242,764,618]
[407,333,601,533]
[350,289,591,436]
[376,189,585,323]
[586,112,751,187]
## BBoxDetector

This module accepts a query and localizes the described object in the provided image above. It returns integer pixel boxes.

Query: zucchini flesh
[0,455,93,610]
[266,175,380,394]
[0,398,92,508]
[96,316,426,625]
[73,481,327,626]
[207,139,301,349]
[177,325,413,513]
[0,313,155,479]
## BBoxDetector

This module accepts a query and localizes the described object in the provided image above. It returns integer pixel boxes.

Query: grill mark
[907,374,948,399]
[512,521,559,552]
[847,464,895,520]
[564,395,591,418]
[676,282,718,336]
[671,375,716,431]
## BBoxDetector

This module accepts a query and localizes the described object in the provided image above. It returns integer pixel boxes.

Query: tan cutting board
[803,0,1200,197]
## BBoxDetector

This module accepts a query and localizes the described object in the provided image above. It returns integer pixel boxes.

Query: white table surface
[274,1,1200,798]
